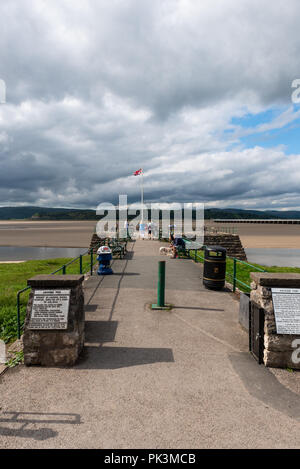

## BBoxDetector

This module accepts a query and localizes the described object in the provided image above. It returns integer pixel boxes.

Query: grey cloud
[0,0,300,209]
[2,0,299,111]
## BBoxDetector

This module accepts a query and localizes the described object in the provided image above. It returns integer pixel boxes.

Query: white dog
[159,246,173,257]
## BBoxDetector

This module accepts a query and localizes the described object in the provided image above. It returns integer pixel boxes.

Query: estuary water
[1,245,300,267]
[245,248,300,267]
[0,246,86,261]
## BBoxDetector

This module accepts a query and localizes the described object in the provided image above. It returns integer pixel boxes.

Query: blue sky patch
[228,106,300,154]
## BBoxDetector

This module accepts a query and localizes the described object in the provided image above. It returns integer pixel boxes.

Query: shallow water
[245,248,300,267]
[0,246,86,261]
[1,245,300,267]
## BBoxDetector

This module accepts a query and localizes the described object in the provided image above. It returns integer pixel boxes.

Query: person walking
[148,222,152,239]
[139,222,146,240]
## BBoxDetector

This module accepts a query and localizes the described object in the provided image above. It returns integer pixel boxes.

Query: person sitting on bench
[172,236,185,258]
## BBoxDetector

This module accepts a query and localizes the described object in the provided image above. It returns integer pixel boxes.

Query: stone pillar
[250,273,300,369]
[0,339,6,364]
[23,275,84,367]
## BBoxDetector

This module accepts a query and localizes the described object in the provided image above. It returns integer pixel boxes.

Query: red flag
[133,168,143,176]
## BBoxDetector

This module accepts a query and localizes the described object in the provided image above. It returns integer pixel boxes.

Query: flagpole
[141,170,144,224]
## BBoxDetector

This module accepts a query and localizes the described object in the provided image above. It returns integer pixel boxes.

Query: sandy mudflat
[208,222,300,248]
[240,235,300,249]
[0,220,299,249]
[0,220,97,248]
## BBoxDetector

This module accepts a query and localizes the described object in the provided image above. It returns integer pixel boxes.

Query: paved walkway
[0,240,299,448]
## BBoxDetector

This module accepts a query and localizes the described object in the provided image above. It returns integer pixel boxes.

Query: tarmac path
[0,240,299,448]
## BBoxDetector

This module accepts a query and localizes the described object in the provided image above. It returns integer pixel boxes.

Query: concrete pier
[0,240,299,448]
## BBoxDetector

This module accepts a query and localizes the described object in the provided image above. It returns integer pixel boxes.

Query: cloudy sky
[0,0,300,210]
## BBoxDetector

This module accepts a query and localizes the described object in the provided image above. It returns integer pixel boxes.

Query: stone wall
[204,234,247,260]
[250,273,300,369]
[0,340,6,364]
[89,233,106,253]
[90,232,247,261]
[23,275,85,367]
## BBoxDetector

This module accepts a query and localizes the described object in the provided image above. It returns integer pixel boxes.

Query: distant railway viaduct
[214,219,300,224]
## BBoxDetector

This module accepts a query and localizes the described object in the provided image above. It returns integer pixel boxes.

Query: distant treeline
[1,206,300,220]
[0,206,98,220]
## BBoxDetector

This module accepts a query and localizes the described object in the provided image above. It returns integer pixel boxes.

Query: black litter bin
[203,246,226,290]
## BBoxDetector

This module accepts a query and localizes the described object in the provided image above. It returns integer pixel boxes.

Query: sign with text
[29,290,71,330]
[272,288,300,335]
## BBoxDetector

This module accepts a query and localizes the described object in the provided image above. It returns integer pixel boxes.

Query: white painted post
[0,340,6,364]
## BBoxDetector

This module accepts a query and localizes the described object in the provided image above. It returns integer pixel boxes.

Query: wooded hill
[1,206,300,220]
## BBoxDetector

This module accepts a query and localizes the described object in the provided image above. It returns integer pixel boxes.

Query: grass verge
[0,254,91,343]
[190,250,300,293]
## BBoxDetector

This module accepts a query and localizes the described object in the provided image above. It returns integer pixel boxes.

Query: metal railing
[186,244,266,292]
[204,226,238,234]
[157,236,265,290]
[226,258,265,292]
[158,226,238,240]
[16,250,96,339]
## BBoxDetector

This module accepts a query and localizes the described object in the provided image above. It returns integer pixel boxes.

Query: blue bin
[97,246,113,275]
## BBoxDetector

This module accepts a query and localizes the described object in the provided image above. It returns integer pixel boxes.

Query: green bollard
[152,261,171,310]
[157,260,165,307]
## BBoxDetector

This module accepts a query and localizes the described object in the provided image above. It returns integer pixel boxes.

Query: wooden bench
[108,239,126,259]
[182,239,203,259]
